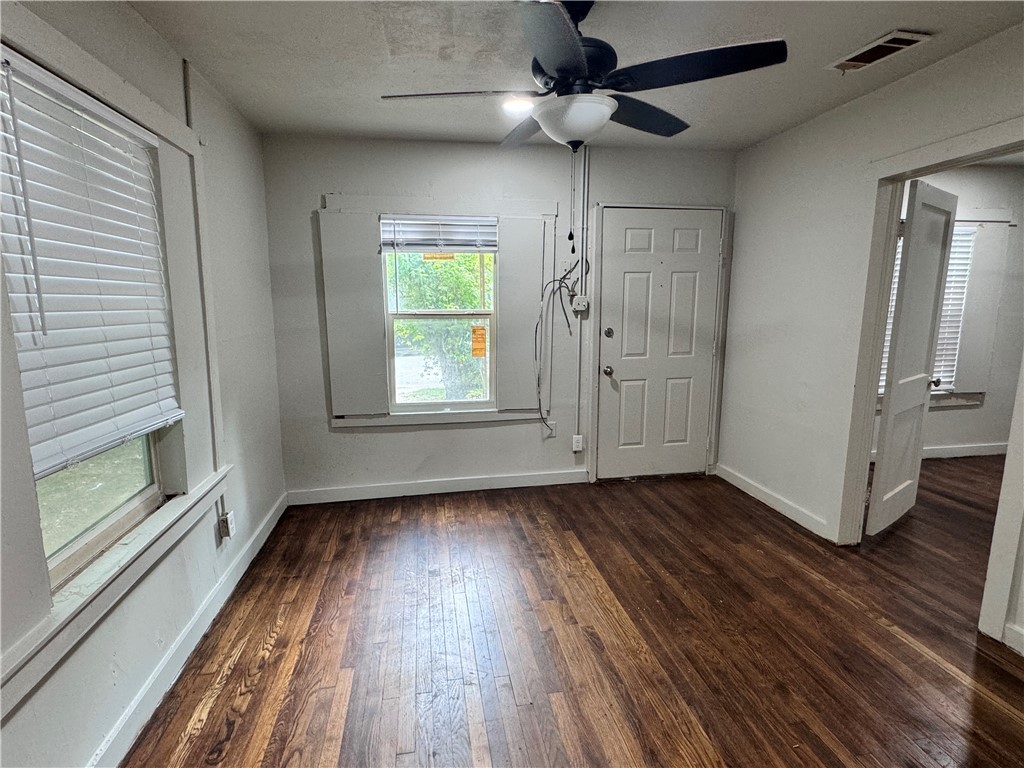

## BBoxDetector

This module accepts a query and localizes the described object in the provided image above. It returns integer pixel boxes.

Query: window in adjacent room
[1,47,183,586]
[381,215,497,410]
[878,223,977,396]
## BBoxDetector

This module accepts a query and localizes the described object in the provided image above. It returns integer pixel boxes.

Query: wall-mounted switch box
[219,510,237,539]
[572,434,584,452]
[571,296,589,312]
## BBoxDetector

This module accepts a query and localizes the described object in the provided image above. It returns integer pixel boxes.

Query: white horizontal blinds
[1,55,183,479]
[877,238,903,396]
[381,215,498,252]
[933,226,975,389]
[878,225,976,395]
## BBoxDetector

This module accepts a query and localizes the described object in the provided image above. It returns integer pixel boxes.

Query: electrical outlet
[572,434,584,452]
[571,295,589,312]
[218,510,237,539]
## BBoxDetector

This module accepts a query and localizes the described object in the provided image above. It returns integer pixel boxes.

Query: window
[1,47,182,585]
[381,215,497,410]
[878,224,976,395]
[317,203,549,421]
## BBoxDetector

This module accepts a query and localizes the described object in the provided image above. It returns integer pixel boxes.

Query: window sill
[875,391,985,413]
[331,409,542,428]
[0,464,232,719]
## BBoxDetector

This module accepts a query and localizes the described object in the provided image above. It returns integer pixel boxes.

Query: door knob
[604,327,615,338]
[928,377,942,388]
[603,366,614,376]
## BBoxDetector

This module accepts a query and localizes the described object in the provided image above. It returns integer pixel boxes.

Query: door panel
[664,378,692,444]
[618,380,648,447]
[597,207,722,478]
[867,180,958,535]
[621,272,651,357]
[668,271,698,355]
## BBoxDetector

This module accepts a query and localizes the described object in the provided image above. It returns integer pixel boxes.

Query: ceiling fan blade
[521,1,588,79]
[500,116,542,148]
[382,89,546,101]
[602,39,787,93]
[609,95,689,137]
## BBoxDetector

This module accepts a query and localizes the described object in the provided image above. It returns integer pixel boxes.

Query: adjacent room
[1,2,1022,766]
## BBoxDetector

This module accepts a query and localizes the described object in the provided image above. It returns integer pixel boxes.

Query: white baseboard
[715,464,835,541]
[922,442,1008,459]
[1004,623,1024,656]
[289,469,589,506]
[89,491,289,768]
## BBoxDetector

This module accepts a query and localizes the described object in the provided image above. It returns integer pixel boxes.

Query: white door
[867,180,958,535]
[597,207,722,478]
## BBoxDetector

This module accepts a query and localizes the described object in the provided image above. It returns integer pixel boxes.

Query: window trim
[0,6,234,725]
[0,45,180,592]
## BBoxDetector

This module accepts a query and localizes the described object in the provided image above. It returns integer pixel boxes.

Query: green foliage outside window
[387,252,494,402]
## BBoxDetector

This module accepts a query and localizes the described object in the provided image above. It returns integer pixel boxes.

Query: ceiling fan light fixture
[501,97,535,117]
[533,93,617,149]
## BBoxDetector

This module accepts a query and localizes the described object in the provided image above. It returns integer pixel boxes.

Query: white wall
[718,24,1024,540]
[262,138,734,499]
[0,4,285,766]
[191,69,286,551]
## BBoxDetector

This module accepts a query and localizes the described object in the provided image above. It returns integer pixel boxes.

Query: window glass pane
[393,317,491,404]
[392,252,494,311]
[385,251,397,312]
[36,436,153,557]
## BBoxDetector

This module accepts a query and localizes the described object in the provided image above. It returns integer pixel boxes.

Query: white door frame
[586,203,733,482]
[838,121,1023,546]
[837,119,1023,645]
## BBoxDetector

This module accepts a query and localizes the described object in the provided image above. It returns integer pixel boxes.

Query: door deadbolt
[604,327,614,338]
[603,366,614,376]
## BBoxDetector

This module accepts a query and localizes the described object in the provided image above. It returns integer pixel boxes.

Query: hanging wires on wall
[534,147,591,435]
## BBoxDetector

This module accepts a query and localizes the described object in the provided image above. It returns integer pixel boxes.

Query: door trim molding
[838,125,1024,545]
[588,204,728,482]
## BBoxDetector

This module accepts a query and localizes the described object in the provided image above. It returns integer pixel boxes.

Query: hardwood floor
[122,455,1024,767]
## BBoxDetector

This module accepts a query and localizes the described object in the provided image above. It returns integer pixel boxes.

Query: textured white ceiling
[132,1,1023,150]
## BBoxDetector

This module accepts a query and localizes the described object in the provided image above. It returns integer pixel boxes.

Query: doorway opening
[842,138,1023,651]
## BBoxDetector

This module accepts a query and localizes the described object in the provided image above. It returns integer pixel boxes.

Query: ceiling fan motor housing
[532,37,618,93]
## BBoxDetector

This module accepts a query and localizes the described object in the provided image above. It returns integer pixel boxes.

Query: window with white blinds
[380,215,498,253]
[1,48,183,479]
[878,225,976,395]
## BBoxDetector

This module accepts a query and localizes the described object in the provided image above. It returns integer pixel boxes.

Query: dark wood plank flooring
[123,455,1024,767]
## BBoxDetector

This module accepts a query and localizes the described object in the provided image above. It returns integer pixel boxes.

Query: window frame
[44,434,163,590]
[0,45,177,590]
[380,219,499,414]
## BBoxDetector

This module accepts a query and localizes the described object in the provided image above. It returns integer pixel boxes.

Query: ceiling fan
[382,0,788,151]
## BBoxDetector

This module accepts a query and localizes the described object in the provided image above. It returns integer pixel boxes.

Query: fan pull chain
[568,149,577,255]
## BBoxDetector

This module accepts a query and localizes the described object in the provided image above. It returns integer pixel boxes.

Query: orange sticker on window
[471,325,487,357]
[422,253,456,261]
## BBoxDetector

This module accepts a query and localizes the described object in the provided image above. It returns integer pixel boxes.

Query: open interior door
[866,180,958,535]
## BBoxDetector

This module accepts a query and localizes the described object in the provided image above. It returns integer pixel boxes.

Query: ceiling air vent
[829,31,931,73]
